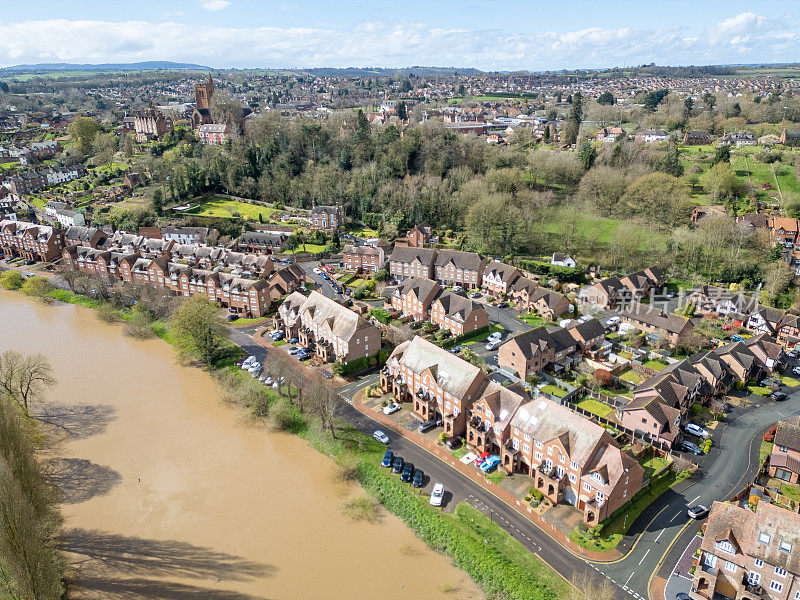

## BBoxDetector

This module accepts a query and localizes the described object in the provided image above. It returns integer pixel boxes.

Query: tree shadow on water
[68,576,273,600]
[47,457,122,504]
[34,403,117,439]
[62,528,276,583]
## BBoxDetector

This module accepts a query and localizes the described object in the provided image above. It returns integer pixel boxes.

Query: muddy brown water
[0,290,482,600]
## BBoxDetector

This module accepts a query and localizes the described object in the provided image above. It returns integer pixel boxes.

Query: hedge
[441,325,493,349]
[357,461,557,600]
[515,259,587,284]
[339,349,390,376]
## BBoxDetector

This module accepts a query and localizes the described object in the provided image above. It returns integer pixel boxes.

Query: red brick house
[389,277,441,321]
[429,292,489,336]
[406,222,432,247]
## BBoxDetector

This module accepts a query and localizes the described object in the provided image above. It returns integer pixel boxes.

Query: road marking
[625,572,635,586]
[638,548,651,566]
[654,529,664,543]
[669,511,682,523]
[688,495,701,504]
[647,518,695,600]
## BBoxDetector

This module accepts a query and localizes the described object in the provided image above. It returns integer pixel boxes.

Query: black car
[392,456,404,474]
[400,463,415,483]
[412,469,424,488]
[496,302,509,308]
[679,440,704,455]
[445,436,462,450]
[772,391,788,401]
[381,450,394,468]
[417,419,437,433]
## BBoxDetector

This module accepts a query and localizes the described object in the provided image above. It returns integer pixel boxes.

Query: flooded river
[0,290,482,600]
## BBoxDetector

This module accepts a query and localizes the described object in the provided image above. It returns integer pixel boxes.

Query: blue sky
[1,1,798,70]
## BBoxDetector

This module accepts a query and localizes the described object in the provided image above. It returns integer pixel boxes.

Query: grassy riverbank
[23,286,571,600]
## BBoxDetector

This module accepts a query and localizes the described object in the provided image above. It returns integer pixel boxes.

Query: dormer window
[716,540,735,555]
[780,540,792,554]
[758,532,771,544]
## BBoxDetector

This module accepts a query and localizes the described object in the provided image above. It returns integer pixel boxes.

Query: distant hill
[298,66,484,77]
[0,61,213,74]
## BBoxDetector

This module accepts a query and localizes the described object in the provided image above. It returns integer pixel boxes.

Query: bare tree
[0,352,56,414]
[309,382,341,438]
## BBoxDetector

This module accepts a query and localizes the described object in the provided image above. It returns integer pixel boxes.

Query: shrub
[371,307,392,324]
[96,302,120,323]
[270,397,297,431]
[439,432,449,443]
[0,270,24,290]
[593,368,612,386]
[531,489,543,501]
[21,276,54,302]
[764,425,777,442]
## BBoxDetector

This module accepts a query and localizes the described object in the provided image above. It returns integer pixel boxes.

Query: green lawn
[780,483,800,503]
[618,369,644,385]
[731,155,800,196]
[643,360,668,371]
[782,376,800,388]
[518,312,549,327]
[283,243,327,255]
[541,384,568,398]
[190,197,279,220]
[577,398,614,418]
[748,385,772,396]
[761,441,774,464]
[640,456,671,479]
[487,470,507,485]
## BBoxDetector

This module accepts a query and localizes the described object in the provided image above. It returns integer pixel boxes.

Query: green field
[190,197,279,220]
[731,154,800,197]
[284,243,327,255]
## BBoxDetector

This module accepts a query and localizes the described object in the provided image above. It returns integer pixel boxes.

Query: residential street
[228,325,799,600]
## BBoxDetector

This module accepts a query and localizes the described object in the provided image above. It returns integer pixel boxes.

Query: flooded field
[0,290,482,600]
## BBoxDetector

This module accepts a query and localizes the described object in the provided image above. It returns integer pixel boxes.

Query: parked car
[412,469,424,488]
[288,346,299,355]
[429,483,444,506]
[247,362,261,373]
[480,455,501,472]
[373,430,390,444]
[289,338,299,344]
[684,423,710,438]
[496,302,509,308]
[486,331,502,343]
[451,345,465,354]
[468,291,481,299]
[445,436,462,450]
[391,456,404,473]
[381,450,394,468]
[452,285,464,293]
[792,365,800,376]
[474,451,490,467]
[417,419,437,433]
[313,267,322,274]
[321,370,333,379]
[772,391,788,401]
[485,339,503,351]
[226,314,238,322]
[679,440,704,455]
[383,402,401,415]
[687,505,710,519]
[238,355,256,367]
[400,463,415,483]
[606,316,621,325]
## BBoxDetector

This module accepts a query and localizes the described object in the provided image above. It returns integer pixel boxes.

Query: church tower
[195,74,214,111]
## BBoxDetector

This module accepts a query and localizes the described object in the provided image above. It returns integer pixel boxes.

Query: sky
[0,0,799,71]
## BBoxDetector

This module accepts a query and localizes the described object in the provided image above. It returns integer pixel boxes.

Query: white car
[684,423,710,439]
[373,430,390,444]
[313,267,322,274]
[452,285,464,293]
[247,362,261,373]
[241,356,256,369]
[793,365,800,376]
[429,483,444,506]
[486,331,502,343]
[383,402,401,415]
[607,316,621,325]
[485,339,503,351]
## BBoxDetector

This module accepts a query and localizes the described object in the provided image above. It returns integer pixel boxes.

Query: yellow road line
[647,519,694,600]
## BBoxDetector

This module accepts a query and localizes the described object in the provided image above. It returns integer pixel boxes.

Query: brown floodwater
[0,290,482,600]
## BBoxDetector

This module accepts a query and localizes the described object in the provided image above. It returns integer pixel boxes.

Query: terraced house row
[380,336,644,525]
[617,334,784,448]
[61,245,304,317]
[276,290,381,363]
[0,219,64,261]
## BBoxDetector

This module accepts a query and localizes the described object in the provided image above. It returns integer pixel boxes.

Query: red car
[474,451,490,467]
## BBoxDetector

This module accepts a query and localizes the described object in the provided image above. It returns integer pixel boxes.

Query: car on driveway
[684,423,710,438]
[445,436,462,449]
[606,316,621,325]
[288,346,300,355]
[474,451,490,467]
[687,505,709,519]
[450,345,465,354]
[468,291,481,299]
[391,456,404,474]
[679,440,704,455]
[772,391,788,401]
[485,339,503,351]
[412,469,424,488]
[417,419,437,433]
[430,483,444,506]
[372,430,390,444]
[486,331,502,343]
[400,463,415,483]
[480,455,501,472]
[383,402,401,415]
[381,450,394,468]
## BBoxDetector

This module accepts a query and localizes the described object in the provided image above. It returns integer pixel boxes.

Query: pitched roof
[775,417,800,452]
[434,249,485,270]
[389,246,437,266]
[433,291,484,322]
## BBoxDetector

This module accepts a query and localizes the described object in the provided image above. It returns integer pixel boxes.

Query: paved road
[228,325,798,600]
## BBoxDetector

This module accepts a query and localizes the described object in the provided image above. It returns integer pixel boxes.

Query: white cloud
[198,0,230,11]
[0,13,798,70]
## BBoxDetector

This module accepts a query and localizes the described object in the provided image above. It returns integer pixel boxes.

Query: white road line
[689,495,701,504]
[625,572,635,586]
[638,548,651,566]
[654,529,664,542]
[670,511,683,523]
